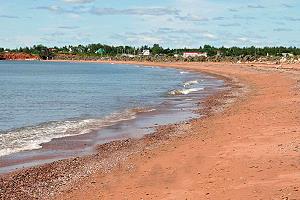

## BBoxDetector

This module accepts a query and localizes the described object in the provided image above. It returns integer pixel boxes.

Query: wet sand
[1,62,300,199]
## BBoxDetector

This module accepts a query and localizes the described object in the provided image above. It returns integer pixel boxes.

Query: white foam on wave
[0,108,155,157]
[180,71,189,74]
[183,80,199,87]
[169,87,204,95]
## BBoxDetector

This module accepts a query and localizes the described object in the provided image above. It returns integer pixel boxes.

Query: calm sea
[0,61,224,158]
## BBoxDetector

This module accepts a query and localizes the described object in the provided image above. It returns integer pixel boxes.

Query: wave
[180,71,189,74]
[183,80,199,87]
[0,108,155,157]
[169,87,204,95]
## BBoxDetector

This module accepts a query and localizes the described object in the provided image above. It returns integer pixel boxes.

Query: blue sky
[0,0,300,48]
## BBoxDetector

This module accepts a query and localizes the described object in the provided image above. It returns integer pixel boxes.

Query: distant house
[48,48,57,53]
[142,50,150,56]
[282,53,294,57]
[183,52,207,58]
[95,48,105,54]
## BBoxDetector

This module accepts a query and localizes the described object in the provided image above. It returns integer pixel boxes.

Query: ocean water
[0,61,224,158]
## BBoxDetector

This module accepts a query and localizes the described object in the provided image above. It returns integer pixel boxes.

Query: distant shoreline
[1,49,300,66]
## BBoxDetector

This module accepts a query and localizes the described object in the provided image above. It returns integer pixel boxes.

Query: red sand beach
[1,62,299,199]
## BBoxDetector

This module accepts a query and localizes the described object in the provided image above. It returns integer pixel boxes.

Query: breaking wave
[0,108,155,157]
[180,71,189,74]
[169,87,204,95]
[183,80,199,87]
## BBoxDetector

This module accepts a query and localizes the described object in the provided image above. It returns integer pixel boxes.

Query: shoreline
[1,61,299,199]
[56,61,300,199]
[0,62,222,174]
[0,62,237,199]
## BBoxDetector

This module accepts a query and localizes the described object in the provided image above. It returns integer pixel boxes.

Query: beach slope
[57,62,300,200]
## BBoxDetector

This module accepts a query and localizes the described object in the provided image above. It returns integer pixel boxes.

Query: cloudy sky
[0,0,299,48]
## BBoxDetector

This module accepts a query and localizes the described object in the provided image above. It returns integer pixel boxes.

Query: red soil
[0,52,39,60]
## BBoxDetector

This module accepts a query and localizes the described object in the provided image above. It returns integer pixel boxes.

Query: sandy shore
[1,62,300,199]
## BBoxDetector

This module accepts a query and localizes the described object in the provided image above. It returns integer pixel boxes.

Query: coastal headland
[0,61,299,199]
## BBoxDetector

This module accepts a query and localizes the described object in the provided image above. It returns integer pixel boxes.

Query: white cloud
[202,32,217,39]
[90,7,179,16]
[237,37,249,42]
[63,0,94,4]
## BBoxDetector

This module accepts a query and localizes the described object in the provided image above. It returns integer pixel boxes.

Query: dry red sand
[55,62,300,200]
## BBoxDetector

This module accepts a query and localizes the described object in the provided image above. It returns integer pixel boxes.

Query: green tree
[151,44,164,55]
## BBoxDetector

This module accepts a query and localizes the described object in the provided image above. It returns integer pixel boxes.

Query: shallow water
[0,61,224,171]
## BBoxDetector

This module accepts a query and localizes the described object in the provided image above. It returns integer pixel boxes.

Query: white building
[183,52,207,58]
[282,53,294,57]
[142,50,150,56]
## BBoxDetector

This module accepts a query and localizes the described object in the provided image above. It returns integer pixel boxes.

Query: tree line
[1,44,300,59]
